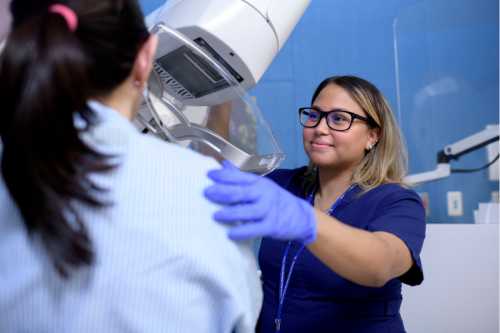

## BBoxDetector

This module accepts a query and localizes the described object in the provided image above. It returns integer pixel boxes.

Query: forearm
[202,102,232,163]
[307,208,398,287]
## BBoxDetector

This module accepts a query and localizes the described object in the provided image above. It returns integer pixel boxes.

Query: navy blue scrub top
[258,168,426,333]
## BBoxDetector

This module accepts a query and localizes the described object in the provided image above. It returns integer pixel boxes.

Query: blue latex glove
[205,161,317,244]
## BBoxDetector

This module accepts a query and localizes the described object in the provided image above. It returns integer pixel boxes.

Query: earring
[369,145,373,150]
[134,81,142,87]
[375,139,379,143]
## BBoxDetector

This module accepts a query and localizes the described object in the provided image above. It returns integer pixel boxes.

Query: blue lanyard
[274,184,355,332]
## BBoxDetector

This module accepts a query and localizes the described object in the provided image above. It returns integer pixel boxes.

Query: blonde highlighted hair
[303,76,411,195]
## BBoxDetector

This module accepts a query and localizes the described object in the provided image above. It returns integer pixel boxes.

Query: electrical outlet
[447,191,463,216]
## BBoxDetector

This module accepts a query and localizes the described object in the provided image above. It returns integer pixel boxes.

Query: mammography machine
[135,0,312,175]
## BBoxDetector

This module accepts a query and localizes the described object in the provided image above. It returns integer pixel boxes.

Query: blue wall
[394,0,499,223]
[140,0,499,223]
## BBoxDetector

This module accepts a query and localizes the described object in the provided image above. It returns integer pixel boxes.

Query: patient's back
[0,102,262,333]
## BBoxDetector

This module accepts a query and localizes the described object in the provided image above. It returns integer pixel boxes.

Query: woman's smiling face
[302,84,377,173]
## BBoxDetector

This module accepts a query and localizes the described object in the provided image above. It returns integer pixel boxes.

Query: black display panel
[155,39,243,99]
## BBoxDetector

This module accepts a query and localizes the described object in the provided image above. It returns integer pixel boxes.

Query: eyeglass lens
[300,108,352,130]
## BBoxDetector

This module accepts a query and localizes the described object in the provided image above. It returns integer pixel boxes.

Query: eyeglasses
[298,107,377,131]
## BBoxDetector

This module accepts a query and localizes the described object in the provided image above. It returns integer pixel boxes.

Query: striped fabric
[0,101,262,333]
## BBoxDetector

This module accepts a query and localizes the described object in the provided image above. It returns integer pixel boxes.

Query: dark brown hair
[0,0,149,277]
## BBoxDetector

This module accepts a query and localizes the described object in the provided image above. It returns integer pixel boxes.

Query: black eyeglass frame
[298,107,378,131]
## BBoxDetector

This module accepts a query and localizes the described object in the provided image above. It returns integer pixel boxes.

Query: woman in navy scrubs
[205,76,426,332]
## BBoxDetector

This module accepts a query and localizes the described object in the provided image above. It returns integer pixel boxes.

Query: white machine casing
[145,0,311,106]
[133,0,312,174]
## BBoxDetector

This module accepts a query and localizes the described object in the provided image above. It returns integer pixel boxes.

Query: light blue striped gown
[0,101,262,333]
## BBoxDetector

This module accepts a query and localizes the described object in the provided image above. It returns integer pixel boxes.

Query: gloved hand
[204,161,318,244]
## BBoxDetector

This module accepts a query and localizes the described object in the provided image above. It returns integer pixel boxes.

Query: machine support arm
[407,126,499,184]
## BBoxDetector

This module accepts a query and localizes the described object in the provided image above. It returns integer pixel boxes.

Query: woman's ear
[134,34,158,86]
[366,126,381,150]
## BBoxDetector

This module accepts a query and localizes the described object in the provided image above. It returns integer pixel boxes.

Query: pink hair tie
[48,4,78,33]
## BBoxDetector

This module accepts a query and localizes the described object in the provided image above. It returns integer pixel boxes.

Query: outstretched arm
[205,161,421,288]
[202,101,232,163]
[307,211,414,287]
